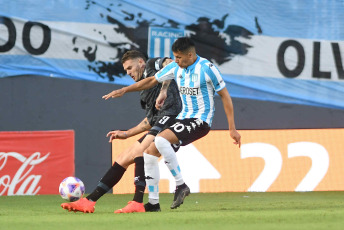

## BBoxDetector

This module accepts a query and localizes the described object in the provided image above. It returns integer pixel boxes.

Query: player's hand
[230,129,241,148]
[155,91,167,110]
[162,58,173,67]
[106,130,128,142]
[102,88,126,100]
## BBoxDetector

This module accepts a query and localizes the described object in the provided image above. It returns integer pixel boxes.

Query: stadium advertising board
[1,0,344,109]
[0,130,74,196]
[112,129,344,193]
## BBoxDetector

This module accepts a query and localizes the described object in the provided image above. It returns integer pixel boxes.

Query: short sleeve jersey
[154,56,226,127]
[140,57,182,126]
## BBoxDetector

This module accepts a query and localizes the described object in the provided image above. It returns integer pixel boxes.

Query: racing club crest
[191,74,198,82]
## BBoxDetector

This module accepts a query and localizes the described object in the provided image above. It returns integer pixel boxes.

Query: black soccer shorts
[137,115,177,143]
[167,118,210,147]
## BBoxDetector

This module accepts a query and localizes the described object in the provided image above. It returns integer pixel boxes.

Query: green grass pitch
[0,192,343,230]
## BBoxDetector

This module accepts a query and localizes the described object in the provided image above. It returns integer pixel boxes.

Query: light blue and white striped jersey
[155,56,226,127]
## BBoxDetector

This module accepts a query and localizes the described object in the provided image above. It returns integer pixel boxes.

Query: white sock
[155,136,184,186]
[144,152,160,204]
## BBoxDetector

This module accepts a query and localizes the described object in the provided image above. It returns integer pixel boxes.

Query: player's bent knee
[145,142,161,157]
[115,155,132,168]
[154,136,170,152]
[129,145,145,158]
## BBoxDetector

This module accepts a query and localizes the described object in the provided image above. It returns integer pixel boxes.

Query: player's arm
[155,58,173,109]
[154,59,175,110]
[102,76,158,100]
[106,117,151,142]
[217,87,241,147]
[155,80,171,110]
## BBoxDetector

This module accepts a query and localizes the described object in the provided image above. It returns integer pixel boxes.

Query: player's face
[173,50,193,69]
[123,58,145,82]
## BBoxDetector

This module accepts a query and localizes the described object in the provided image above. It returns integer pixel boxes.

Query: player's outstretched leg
[170,183,190,209]
[61,198,96,213]
[61,162,126,213]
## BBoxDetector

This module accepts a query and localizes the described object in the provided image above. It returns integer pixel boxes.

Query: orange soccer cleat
[61,198,96,213]
[114,201,145,213]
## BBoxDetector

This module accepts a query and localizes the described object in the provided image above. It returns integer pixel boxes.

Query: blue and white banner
[1,0,344,109]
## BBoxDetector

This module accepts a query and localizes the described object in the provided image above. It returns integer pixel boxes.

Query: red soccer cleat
[114,201,145,213]
[61,198,96,213]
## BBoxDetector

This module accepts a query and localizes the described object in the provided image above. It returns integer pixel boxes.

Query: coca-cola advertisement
[0,130,74,196]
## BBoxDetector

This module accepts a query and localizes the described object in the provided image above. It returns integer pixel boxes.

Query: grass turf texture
[0,192,343,230]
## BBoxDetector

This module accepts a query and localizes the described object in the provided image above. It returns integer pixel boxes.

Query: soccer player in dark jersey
[61,50,182,213]
[103,37,241,210]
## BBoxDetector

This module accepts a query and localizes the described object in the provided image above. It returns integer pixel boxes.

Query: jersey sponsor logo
[179,86,199,96]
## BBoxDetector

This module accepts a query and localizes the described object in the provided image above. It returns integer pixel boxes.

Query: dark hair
[121,50,147,64]
[172,37,195,53]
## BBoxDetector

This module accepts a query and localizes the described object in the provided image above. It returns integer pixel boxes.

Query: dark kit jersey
[139,57,182,126]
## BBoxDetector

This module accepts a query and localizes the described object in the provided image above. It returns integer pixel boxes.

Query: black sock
[86,162,126,202]
[132,157,145,203]
[86,186,107,202]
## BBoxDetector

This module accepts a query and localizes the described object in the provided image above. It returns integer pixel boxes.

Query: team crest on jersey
[191,74,198,82]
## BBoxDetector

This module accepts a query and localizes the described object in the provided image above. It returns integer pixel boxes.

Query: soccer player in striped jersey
[103,37,241,209]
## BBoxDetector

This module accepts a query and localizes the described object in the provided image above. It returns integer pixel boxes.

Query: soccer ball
[59,177,85,202]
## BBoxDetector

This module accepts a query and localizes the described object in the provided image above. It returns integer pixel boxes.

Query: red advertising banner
[0,130,74,196]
